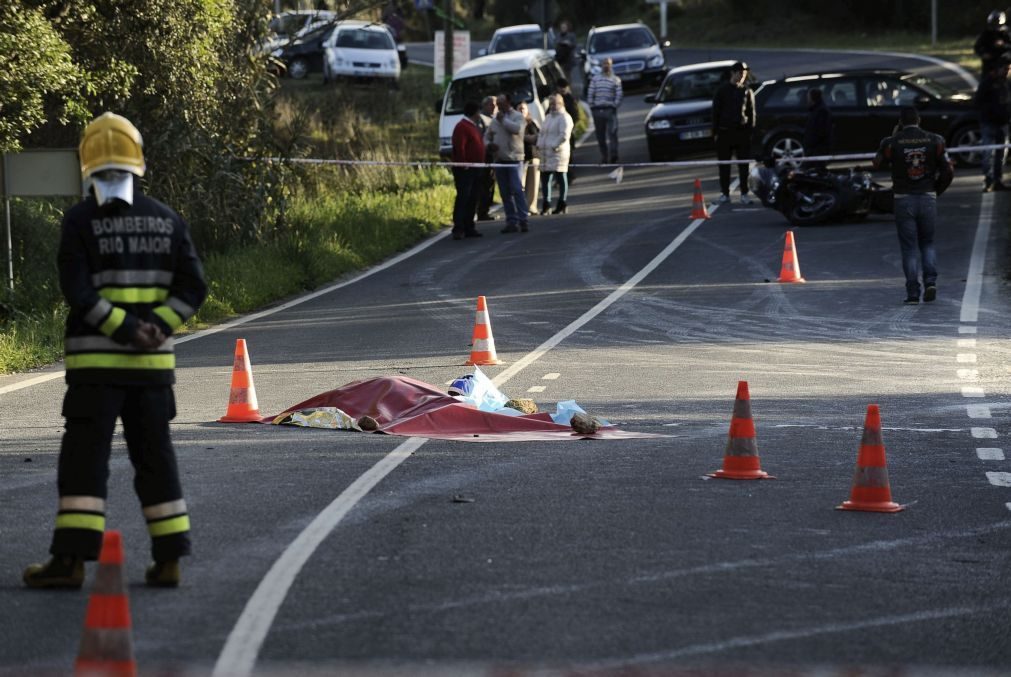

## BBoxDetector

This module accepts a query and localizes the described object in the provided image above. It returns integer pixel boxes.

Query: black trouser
[452,167,480,233]
[52,384,190,562]
[716,127,753,195]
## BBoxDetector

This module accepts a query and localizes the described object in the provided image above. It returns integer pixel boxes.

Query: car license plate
[353,70,372,77]
[620,72,640,81]
[679,129,711,140]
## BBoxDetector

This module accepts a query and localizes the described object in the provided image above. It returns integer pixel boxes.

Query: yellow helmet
[79,112,146,179]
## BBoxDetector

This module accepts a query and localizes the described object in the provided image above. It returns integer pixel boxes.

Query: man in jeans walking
[587,57,623,164]
[485,93,530,233]
[873,107,953,304]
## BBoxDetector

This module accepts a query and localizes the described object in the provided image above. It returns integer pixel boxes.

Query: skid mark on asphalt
[266,520,1011,636]
[582,604,1010,668]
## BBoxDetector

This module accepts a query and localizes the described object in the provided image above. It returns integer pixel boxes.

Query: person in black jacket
[803,88,833,171]
[975,61,1011,191]
[974,10,1011,76]
[23,112,207,589]
[711,61,756,204]
[873,107,953,304]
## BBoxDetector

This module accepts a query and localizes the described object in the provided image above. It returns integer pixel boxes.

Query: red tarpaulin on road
[263,375,666,442]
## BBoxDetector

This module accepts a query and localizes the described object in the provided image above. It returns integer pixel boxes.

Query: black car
[643,60,758,161]
[754,69,980,166]
[274,23,335,79]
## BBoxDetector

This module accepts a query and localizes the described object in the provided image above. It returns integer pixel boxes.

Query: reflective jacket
[58,191,207,385]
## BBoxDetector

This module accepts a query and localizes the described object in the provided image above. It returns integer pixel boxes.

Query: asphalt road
[1,48,1010,676]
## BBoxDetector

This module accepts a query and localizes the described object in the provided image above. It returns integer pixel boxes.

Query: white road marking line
[986,472,1011,487]
[966,405,992,419]
[960,194,992,324]
[957,354,977,363]
[957,338,977,348]
[957,369,979,380]
[972,427,998,439]
[527,385,546,393]
[1007,503,1011,512]
[213,205,723,677]
[959,326,978,334]
[542,373,560,380]
[977,448,1005,461]
[962,387,985,398]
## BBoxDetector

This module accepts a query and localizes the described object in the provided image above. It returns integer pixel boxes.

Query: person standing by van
[475,95,498,222]
[485,93,530,233]
[451,101,486,239]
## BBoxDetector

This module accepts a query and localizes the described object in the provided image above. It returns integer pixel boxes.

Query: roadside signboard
[434,30,470,83]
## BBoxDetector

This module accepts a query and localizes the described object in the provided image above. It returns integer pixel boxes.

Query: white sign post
[645,0,669,40]
[434,30,471,83]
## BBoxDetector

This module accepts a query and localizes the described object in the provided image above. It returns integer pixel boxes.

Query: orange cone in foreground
[837,404,904,513]
[777,230,806,283]
[218,338,262,422]
[709,381,773,480]
[465,296,502,366]
[75,531,136,677]
[690,178,711,219]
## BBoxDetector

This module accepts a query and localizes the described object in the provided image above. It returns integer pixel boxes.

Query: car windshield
[445,70,533,115]
[335,29,394,50]
[657,68,726,102]
[589,28,655,54]
[902,74,958,99]
[493,31,542,52]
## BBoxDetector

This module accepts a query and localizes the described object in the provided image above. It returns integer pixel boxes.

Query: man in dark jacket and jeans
[803,88,833,171]
[873,107,953,305]
[975,60,1010,192]
[711,61,756,204]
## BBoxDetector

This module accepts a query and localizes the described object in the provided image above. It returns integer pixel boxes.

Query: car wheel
[767,133,805,167]
[287,57,309,80]
[950,124,981,168]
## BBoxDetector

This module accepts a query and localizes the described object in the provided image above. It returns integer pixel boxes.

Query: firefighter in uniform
[23,112,207,588]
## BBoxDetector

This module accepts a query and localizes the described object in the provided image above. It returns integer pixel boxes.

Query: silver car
[581,22,669,89]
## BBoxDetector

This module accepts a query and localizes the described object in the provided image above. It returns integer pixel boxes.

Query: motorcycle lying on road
[747,160,894,227]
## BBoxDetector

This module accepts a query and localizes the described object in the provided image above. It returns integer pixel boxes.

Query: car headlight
[587,56,599,68]
[647,119,671,130]
[647,54,664,68]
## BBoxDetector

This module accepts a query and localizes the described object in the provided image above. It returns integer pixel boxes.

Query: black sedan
[753,69,980,166]
[643,60,757,161]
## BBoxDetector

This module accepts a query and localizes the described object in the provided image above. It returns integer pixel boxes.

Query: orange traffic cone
[777,230,806,283]
[75,531,136,677]
[465,296,502,365]
[690,178,711,219]
[218,338,262,422]
[837,404,904,512]
[708,381,773,480]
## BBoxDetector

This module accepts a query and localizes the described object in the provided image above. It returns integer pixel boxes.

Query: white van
[437,49,566,157]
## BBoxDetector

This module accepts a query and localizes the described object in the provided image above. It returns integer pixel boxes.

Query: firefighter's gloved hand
[132,321,167,349]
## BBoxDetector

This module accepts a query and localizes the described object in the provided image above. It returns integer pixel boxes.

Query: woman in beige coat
[537,94,574,214]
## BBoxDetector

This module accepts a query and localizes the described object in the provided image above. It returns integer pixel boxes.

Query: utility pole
[443,0,453,83]
[931,0,937,46]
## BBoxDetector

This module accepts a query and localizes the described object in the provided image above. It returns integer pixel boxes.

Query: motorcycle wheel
[783,192,838,226]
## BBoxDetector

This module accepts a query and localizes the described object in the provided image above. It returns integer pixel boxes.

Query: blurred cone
[465,296,502,366]
[777,230,806,283]
[690,178,711,219]
[708,381,773,480]
[837,405,904,513]
[218,338,262,422]
[75,531,136,677]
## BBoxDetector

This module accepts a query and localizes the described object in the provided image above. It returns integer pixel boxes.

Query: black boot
[541,199,550,215]
[552,200,567,215]
[23,554,85,589]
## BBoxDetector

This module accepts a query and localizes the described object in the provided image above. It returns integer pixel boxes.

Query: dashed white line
[957,339,977,348]
[527,385,546,393]
[985,472,1011,487]
[972,427,998,439]
[977,448,1005,461]
[542,373,560,380]
[959,326,978,334]
[966,405,992,419]
[962,387,985,398]
[957,354,977,363]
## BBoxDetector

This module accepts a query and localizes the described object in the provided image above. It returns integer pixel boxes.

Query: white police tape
[275,144,1008,170]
